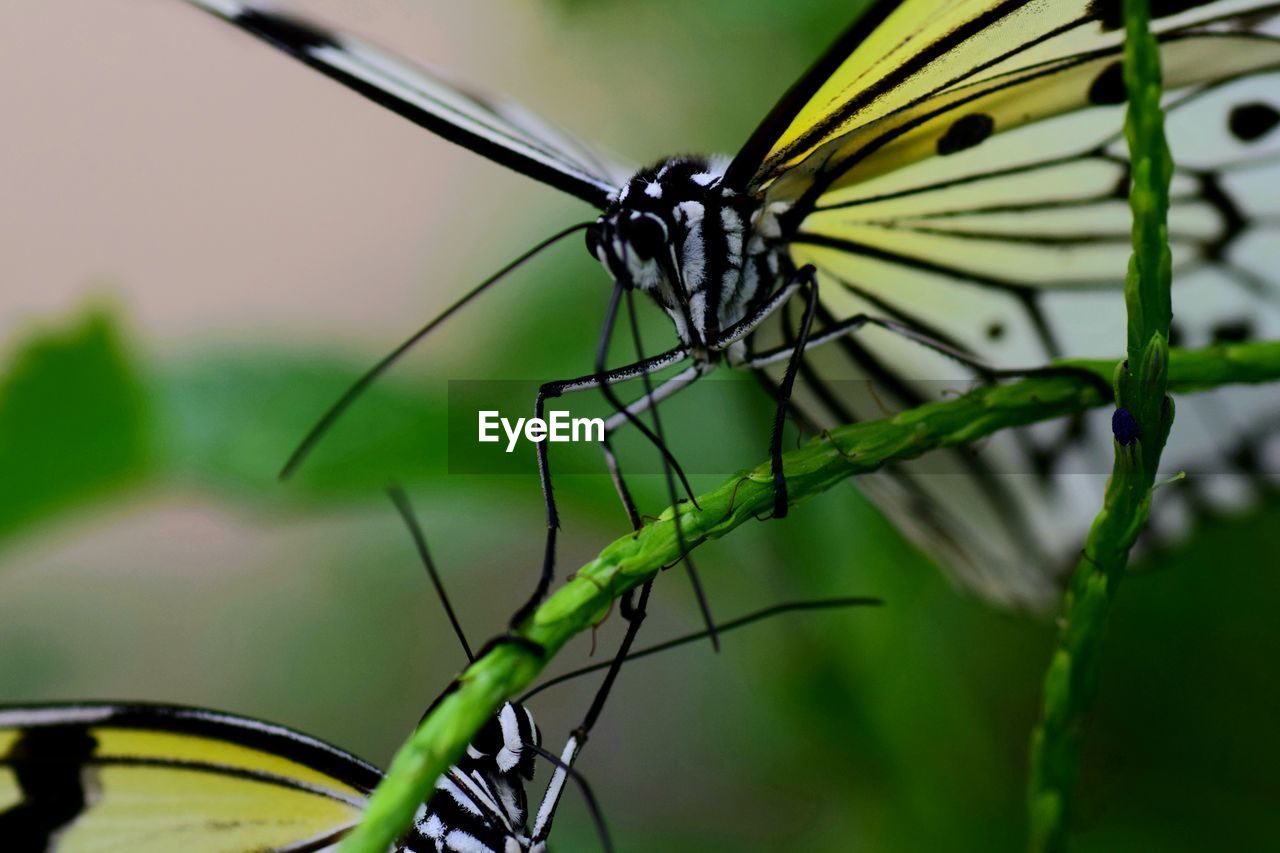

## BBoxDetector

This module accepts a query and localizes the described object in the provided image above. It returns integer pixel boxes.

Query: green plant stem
[337,339,1278,853]
[1027,1,1174,850]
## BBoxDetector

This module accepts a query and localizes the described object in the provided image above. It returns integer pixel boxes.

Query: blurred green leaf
[0,305,460,552]
[157,349,448,499]
[0,306,150,547]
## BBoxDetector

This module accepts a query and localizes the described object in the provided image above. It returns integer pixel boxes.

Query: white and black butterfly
[180,0,1280,612]
[0,699,551,853]
[0,491,594,853]
[0,485,880,851]
[0,491,609,853]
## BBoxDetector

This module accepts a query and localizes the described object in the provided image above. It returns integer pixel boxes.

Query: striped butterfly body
[181,1,1280,611]
[588,157,793,363]
[411,701,545,853]
[0,700,547,852]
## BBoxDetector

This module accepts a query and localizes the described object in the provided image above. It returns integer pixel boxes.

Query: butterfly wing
[0,702,380,851]
[794,67,1280,371]
[743,3,1280,605]
[183,0,626,207]
[728,0,1280,202]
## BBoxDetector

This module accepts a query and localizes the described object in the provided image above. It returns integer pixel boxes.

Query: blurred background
[2,1,1277,850]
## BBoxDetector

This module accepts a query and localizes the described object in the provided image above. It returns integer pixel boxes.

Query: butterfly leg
[710,265,822,518]
[598,362,713,521]
[599,436,642,529]
[609,284,719,653]
[619,287,718,652]
[766,267,820,518]
[590,284,718,652]
[591,280,705,530]
[531,579,654,849]
[710,268,812,349]
[748,312,1112,399]
[509,344,690,629]
[599,364,706,434]
[598,363,706,529]
[747,314,957,368]
[513,284,718,646]
[527,740,614,852]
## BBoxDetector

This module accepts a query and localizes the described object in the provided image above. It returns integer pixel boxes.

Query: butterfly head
[585,207,672,297]
[588,156,758,350]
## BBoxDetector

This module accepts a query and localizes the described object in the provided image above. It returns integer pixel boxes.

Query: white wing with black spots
[780,63,1280,606]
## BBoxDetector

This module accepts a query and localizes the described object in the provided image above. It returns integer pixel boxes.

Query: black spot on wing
[1228,103,1280,143]
[0,726,98,848]
[1230,439,1259,475]
[236,8,338,53]
[1089,0,1220,31]
[1212,319,1253,343]
[1029,445,1055,480]
[986,321,1006,341]
[1088,61,1127,106]
[937,114,994,156]
[1110,161,1133,199]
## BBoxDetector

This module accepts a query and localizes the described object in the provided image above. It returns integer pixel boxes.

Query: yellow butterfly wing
[0,703,379,852]
[732,1,1280,201]
[739,2,1280,605]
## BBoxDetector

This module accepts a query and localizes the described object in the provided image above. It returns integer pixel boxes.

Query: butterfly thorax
[588,156,792,362]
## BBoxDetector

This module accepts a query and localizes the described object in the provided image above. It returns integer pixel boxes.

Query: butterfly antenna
[519,595,881,702]
[388,484,474,664]
[280,222,591,480]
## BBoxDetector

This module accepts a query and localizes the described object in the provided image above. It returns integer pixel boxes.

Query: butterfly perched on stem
[181,0,1280,612]
[0,486,880,851]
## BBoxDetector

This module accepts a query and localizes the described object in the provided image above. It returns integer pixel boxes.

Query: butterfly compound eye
[585,225,602,259]
[626,215,667,261]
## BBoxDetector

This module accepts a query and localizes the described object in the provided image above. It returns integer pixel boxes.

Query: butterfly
[0,487,881,851]
[0,698,570,852]
[0,490,578,853]
[179,0,1280,612]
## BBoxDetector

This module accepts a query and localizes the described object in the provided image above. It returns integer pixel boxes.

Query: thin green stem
[338,340,1279,853]
[1027,1,1175,850]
